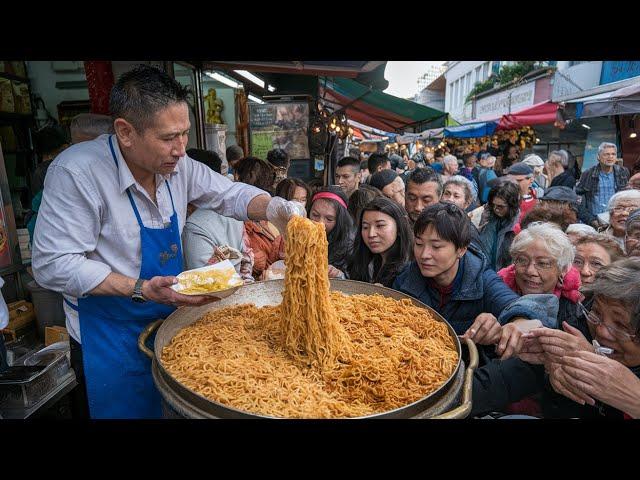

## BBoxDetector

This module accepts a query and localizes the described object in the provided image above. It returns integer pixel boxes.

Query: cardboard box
[45,326,69,346]
[7,300,35,330]
[0,77,14,113]
[1,302,36,342]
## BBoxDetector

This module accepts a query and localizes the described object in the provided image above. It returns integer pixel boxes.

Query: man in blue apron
[31,64,304,419]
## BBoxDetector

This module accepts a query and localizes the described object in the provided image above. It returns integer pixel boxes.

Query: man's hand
[266,196,307,238]
[496,319,543,360]
[556,351,640,417]
[518,335,547,365]
[141,276,221,307]
[462,313,502,345]
[548,362,594,406]
[526,322,594,363]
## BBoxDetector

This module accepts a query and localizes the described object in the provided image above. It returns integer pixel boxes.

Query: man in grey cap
[507,162,538,219]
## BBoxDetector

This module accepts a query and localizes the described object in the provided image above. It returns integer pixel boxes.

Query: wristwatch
[132,278,146,303]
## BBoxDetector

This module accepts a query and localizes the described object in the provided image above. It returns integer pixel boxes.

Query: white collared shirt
[32,134,266,342]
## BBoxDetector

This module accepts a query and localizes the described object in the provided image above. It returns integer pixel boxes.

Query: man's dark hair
[414,202,471,250]
[368,153,389,174]
[226,144,245,164]
[266,148,289,168]
[187,148,222,174]
[406,167,443,196]
[337,156,361,171]
[109,64,192,132]
[35,126,68,156]
[348,147,361,159]
[234,156,276,192]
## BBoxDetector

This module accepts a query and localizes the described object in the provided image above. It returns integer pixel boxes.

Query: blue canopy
[444,121,497,138]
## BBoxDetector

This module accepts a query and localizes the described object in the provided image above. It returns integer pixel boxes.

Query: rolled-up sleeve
[186,157,267,221]
[32,165,112,298]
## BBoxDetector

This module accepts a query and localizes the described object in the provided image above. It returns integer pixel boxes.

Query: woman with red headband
[309,186,355,278]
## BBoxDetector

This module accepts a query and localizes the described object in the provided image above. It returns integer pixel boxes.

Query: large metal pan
[139,279,478,419]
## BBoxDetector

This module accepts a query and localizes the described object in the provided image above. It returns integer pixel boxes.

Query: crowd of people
[11,63,640,419]
[202,140,639,419]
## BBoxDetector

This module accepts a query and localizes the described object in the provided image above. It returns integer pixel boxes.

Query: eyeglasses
[573,257,606,272]
[612,205,639,215]
[513,256,556,271]
[577,302,637,343]
[626,230,640,243]
[491,202,508,210]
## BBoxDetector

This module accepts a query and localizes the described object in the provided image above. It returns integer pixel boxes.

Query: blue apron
[67,135,182,419]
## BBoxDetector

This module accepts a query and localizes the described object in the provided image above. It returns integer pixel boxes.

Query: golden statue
[205,88,224,125]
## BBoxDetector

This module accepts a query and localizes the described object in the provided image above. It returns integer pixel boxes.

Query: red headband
[312,192,348,210]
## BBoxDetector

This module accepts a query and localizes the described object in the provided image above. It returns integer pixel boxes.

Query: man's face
[379,160,391,172]
[512,174,533,195]
[508,147,519,160]
[405,180,441,222]
[445,161,459,175]
[117,102,190,176]
[335,166,361,196]
[598,147,617,168]
[382,176,406,208]
[464,156,477,169]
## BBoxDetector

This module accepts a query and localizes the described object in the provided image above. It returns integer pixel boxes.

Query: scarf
[497,263,583,304]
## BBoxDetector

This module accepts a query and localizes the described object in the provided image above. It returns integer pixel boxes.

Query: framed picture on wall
[249,102,310,160]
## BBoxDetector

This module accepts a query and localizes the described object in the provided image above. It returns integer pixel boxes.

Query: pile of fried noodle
[161,216,458,418]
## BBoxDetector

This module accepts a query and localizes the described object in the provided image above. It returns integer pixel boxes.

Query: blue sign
[600,61,640,85]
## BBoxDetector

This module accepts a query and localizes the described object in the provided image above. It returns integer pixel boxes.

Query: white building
[443,61,493,123]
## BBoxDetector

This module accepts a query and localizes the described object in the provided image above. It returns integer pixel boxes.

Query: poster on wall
[249,102,310,160]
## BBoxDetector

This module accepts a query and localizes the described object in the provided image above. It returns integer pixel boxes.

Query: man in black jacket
[546,150,575,188]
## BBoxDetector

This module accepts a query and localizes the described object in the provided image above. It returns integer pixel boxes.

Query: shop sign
[475,81,536,121]
[601,61,640,86]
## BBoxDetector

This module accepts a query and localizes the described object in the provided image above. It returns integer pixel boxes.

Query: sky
[383,61,446,99]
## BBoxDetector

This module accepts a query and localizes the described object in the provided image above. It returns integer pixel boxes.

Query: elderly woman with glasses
[522,258,640,418]
[602,190,640,251]
[572,233,624,285]
[625,208,640,257]
[498,222,582,328]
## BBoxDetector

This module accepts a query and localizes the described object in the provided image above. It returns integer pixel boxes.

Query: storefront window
[173,63,200,151]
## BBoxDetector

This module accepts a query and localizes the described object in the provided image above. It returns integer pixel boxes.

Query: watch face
[132,295,145,304]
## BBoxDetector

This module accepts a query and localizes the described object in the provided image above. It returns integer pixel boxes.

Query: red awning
[497,101,559,130]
